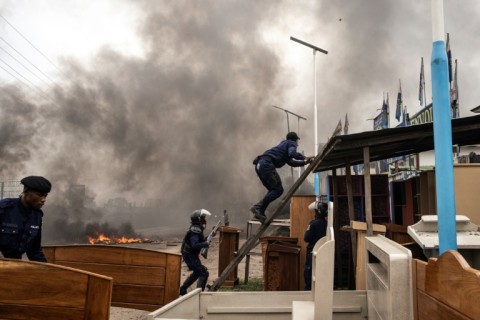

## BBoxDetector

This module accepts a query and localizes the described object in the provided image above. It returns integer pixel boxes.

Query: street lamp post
[430,0,457,253]
[290,36,328,197]
[271,105,307,133]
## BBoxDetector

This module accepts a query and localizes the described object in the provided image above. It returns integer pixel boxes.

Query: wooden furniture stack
[0,258,112,320]
[44,245,181,311]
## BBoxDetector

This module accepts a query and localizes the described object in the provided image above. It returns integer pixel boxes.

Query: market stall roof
[313,114,480,172]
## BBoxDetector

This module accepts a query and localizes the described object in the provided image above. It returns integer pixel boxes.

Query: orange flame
[87,233,150,244]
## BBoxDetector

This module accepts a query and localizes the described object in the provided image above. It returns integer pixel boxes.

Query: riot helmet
[308,201,328,219]
[190,209,212,227]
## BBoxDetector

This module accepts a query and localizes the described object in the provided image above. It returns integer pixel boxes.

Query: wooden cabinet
[417,164,480,225]
[218,226,242,288]
[392,177,420,226]
[263,238,300,291]
[328,174,391,224]
[290,195,316,290]
[328,174,390,289]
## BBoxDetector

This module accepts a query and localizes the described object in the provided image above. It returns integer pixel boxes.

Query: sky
[1,0,480,231]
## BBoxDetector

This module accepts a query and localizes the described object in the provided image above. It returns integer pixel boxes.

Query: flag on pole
[453,59,459,103]
[381,93,389,128]
[344,113,349,135]
[451,59,459,117]
[381,93,388,112]
[332,120,342,136]
[403,106,410,126]
[386,92,390,114]
[419,57,425,107]
[396,80,402,121]
[386,92,390,128]
[446,33,453,83]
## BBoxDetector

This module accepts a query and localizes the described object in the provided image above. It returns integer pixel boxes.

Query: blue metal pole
[313,50,320,197]
[431,0,457,253]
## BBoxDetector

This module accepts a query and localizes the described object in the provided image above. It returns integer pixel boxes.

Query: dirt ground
[109,235,264,320]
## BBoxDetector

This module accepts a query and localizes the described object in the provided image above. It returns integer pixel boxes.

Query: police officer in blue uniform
[179,209,212,295]
[304,201,328,290]
[251,132,314,223]
[0,176,52,262]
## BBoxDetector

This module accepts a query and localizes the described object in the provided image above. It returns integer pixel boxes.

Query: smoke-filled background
[1,0,480,243]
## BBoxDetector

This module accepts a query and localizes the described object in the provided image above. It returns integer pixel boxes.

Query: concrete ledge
[207,306,291,313]
[292,301,314,320]
[332,306,363,313]
[148,288,201,320]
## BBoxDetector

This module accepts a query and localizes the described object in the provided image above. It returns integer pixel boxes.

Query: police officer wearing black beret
[0,176,52,262]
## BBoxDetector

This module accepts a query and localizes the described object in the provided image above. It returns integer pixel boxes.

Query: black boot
[250,204,266,223]
[179,273,199,296]
[197,276,209,291]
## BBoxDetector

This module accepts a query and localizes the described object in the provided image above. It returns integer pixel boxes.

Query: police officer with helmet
[179,209,213,295]
[303,201,328,290]
[0,176,52,262]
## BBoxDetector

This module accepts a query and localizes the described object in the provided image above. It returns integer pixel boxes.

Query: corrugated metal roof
[313,114,480,172]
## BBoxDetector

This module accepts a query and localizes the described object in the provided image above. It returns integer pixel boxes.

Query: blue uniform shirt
[263,139,306,168]
[0,197,47,262]
[181,224,209,256]
[304,218,328,252]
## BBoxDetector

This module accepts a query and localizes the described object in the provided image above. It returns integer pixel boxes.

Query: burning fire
[87,233,151,245]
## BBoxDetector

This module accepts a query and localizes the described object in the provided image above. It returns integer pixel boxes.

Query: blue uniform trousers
[254,158,284,212]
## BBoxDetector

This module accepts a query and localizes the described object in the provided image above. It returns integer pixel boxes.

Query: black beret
[21,176,52,193]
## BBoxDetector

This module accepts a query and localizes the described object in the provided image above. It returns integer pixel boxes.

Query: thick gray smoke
[0,1,296,240]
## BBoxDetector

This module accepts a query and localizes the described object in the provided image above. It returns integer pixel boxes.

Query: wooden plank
[54,261,165,285]
[423,251,480,319]
[290,195,315,290]
[412,259,419,320]
[218,227,241,287]
[111,301,159,312]
[341,222,386,290]
[355,232,366,290]
[43,246,56,263]
[0,259,112,320]
[417,291,470,320]
[112,284,164,305]
[363,146,373,236]
[345,162,357,276]
[454,164,480,225]
[350,221,386,233]
[404,180,415,226]
[164,254,181,304]
[85,276,112,320]
[0,304,84,320]
[0,261,88,308]
[427,171,436,214]
[43,246,181,311]
[384,223,414,245]
[415,259,427,291]
[45,245,170,267]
